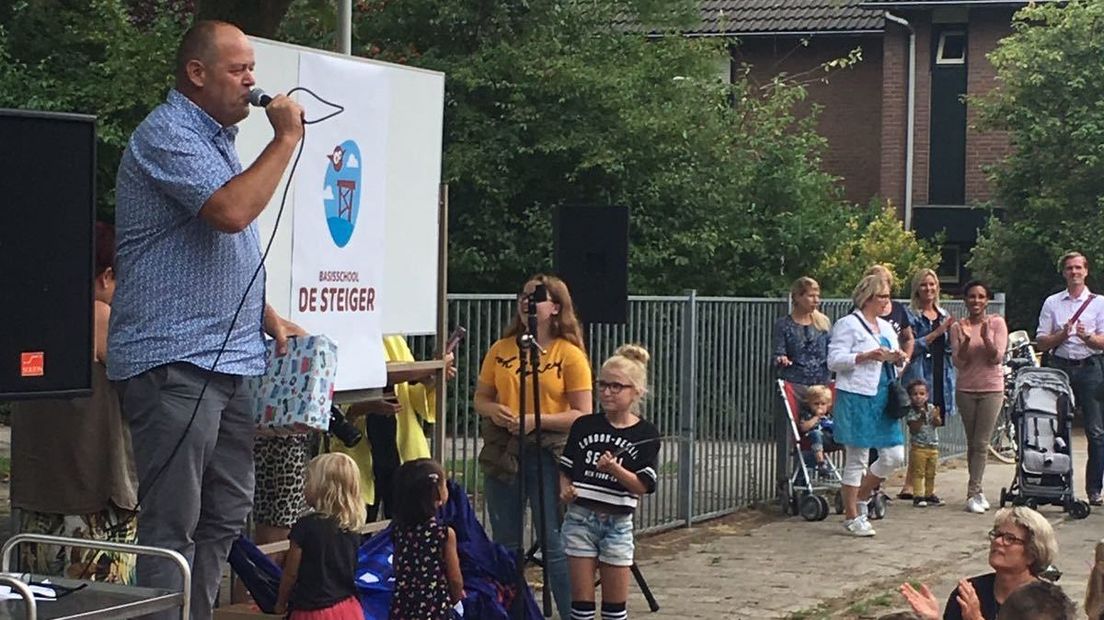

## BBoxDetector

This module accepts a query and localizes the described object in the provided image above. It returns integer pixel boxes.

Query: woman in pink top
[950,280,1008,515]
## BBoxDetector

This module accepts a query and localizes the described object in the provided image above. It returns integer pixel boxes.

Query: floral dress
[390,518,452,620]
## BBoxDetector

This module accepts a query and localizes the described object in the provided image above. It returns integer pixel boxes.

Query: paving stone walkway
[618,436,1101,619]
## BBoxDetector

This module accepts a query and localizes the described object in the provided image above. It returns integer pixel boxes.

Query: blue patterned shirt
[107,89,266,380]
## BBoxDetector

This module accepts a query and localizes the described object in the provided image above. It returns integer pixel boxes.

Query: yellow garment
[477,337,592,417]
[332,336,433,505]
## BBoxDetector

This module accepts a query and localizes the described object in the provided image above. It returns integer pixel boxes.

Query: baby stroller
[778,380,887,521]
[998,366,1091,519]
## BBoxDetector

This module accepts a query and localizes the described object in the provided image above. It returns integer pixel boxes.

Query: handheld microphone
[249,87,273,107]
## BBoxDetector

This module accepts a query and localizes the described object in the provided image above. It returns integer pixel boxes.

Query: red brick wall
[881,10,1015,210]
[735,36,883,205]
[965,10,1013,204]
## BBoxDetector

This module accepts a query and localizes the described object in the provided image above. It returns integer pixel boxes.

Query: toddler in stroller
[779,381,845,521]
[799,385,838,478]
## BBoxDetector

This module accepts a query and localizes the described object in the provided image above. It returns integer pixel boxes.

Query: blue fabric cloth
[902,308,957,417]
[228,535,283,613]
[833,336,905,449]
[356,480,541,620]
[772,315,831,386]
[108,89,266,380]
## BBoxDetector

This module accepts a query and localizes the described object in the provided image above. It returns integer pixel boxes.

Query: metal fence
[411,293,1006,534]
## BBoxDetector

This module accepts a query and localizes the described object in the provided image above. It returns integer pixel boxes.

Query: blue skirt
[833,371,904,449]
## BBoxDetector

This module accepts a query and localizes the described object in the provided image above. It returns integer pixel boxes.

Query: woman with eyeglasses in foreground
[473,274,593,618]
[559,344,660,620]
[900,506,1060,620]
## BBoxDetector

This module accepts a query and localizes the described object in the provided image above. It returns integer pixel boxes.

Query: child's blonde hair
[805,385,832,407]
[601,344,651,408]
[304,453,366,531]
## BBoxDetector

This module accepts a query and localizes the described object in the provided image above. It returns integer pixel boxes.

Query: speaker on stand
[553,205,629,326]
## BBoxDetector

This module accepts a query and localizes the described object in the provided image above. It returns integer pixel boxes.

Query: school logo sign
[322,140,362,248]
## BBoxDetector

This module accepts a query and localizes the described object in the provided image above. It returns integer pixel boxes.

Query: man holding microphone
[109,20,305,619]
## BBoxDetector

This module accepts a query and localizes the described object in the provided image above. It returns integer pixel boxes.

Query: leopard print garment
[253,434,313,527]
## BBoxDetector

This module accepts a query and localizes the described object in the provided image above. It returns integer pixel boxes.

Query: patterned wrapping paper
[247,335,338,435]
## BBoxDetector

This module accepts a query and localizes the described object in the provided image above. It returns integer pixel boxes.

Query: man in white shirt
[1036,251,1104,505]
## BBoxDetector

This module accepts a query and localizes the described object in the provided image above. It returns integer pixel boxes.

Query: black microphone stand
[513,285,553,618]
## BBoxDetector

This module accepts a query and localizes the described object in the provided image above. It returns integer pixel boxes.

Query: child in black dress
[274,453,365,620]
[560,344,661,620]
[389,458,464,620]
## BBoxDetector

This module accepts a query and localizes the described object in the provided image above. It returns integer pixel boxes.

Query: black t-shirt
[880,300,912,340]
[559,412,660,515]
[944,572,999,620]
[288,513,362,610]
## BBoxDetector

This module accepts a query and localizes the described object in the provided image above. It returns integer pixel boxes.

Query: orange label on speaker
[20,352,44,377]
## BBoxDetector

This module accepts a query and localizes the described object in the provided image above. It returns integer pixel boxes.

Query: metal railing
[411,293,1006,534]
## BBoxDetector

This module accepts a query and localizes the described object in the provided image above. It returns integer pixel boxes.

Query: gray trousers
[118,363,255,620]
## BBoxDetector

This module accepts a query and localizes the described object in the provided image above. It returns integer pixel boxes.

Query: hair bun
[615,344,650,367]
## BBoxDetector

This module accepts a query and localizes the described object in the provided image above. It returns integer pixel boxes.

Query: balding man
[109,21,305,618]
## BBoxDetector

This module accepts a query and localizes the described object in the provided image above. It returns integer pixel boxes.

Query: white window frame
[938,245,962,284]
[936,31,967,66]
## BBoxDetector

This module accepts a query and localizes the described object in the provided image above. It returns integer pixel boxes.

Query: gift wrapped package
[248,334,338,434]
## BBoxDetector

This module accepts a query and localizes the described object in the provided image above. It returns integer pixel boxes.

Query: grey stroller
[999,366,1091,519]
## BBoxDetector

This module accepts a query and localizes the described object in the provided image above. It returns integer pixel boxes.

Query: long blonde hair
[790,277,830,332]
[503,274,586,353]
[909,268,942,314]
[304,453,366,532]
[600,344,650,412]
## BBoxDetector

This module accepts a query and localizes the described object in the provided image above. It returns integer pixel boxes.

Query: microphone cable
[90,87,344,565]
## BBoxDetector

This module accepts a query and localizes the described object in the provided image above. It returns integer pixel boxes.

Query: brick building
[682,0,1050,286]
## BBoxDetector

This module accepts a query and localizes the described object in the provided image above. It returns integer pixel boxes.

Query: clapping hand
[956,579,984,620]
[899,582,940,620]
[1077,321,1090,340]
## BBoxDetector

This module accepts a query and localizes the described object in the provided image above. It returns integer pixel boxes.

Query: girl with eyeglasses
[901,506,1059,620]
[559,344,660,620]
[473,274,593,618]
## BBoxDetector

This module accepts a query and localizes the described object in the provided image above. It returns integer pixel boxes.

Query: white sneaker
[844,516,876,537]
[978,494,991,511]
[965,496,986,514]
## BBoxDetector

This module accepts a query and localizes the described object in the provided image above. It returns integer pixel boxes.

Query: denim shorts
[561,504,635,566]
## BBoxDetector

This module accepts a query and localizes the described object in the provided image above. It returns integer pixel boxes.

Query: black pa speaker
[553,205,629,325]
[0,109,96,399]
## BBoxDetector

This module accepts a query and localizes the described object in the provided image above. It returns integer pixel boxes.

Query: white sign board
[236,38,445,390]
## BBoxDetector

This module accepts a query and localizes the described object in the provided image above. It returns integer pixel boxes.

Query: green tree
[316,0,859,294]
[0,0,189,220]
[815,202,941,297]
[968,0,1104,328]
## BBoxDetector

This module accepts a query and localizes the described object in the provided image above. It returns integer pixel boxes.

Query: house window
[938,245,962,284]
[936,31,966,65]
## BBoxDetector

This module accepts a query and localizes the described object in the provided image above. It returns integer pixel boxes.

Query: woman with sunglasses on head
[473,274,593,619]
[559,344,659,620]
[901,506,1059,620]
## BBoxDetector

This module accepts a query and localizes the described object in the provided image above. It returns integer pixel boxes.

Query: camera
[328,405,362,447]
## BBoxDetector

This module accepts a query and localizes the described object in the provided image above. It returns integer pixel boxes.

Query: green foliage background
[0,0,939,296]
[969,0,1104,328]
